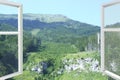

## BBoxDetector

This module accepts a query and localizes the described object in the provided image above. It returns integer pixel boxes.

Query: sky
[0,0,112,26]
[105,3,120,26]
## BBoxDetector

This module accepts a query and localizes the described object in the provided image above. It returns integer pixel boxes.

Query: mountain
[0,14,99,45]
[0,13,100,33]
[106,22,120,28]
[0,14,69,23]
[0,14,100,45]
[23,14,69,23]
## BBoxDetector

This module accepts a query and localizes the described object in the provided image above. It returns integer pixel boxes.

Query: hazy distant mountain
[0,14,69,23]
[0,14,100,37]
[106,22,120,28]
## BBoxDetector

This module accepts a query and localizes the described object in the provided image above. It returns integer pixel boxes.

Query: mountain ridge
[0,13,99,28]
[0,14,69,23]
[0,14,100,39]
[0,13,99,26]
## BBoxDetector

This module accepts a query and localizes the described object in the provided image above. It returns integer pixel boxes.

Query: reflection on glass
[105,32,120,76]
[0,5,18,31]
[104,3,120,28]
[0,35,18,77]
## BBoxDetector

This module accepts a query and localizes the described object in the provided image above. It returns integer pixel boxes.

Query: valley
[0,14,109,80]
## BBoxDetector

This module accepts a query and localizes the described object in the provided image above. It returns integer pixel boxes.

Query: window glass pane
[0,35,18,77]
[0,5,18,31]
[104,3,120,28]
[105,32,120,76]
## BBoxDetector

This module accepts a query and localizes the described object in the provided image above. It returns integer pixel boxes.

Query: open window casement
[0,0,23,80]
[101,0,120,80]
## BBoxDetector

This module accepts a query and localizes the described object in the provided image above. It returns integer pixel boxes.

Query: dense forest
[0,14,110,80]
[105,32,120,76]
[0,35,18,77]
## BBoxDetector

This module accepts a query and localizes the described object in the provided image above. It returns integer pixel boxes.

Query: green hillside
[0,35,18,77]
[0,23,17,31]
[0,14,109,80]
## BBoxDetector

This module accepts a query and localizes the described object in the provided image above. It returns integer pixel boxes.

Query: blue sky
[1,0,112,26]
[105,3,120,26]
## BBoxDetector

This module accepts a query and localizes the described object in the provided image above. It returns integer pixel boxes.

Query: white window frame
[0,0,23,80]
[101,0,120,80]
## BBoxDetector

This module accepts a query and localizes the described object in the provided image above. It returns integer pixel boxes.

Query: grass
[14,51,107,80]
[57,71,108,80]
[62,51,100,60]
[14,71,36,80]
[13,42,106,80]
